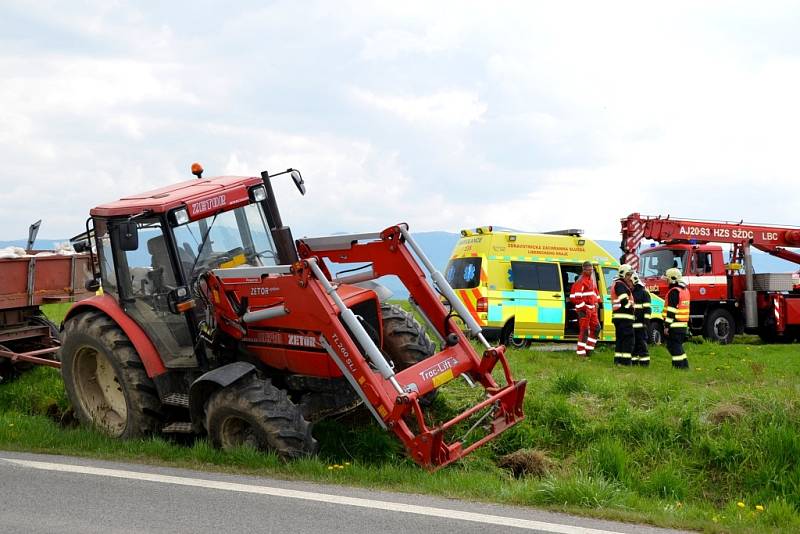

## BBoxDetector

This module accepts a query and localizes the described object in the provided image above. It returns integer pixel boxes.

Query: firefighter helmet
[618,264,634,278]
[664,267,683,283]
[632,273,642,285]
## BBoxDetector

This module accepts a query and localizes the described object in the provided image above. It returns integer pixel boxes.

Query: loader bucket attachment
[294,224,527,470]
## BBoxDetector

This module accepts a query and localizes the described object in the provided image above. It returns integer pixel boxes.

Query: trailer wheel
[381,303,436,369]
[704,309,735,345]
[30,315,60,341]
[206,375,317,459]
[60,311,162,438]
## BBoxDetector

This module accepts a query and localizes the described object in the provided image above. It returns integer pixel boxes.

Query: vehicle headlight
[250,185,267,202]
[174,208,190,225]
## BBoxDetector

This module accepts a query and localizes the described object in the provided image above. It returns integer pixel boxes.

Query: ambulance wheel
[704,309,735,345]
[501,323,531,349]
[648,321,664,346]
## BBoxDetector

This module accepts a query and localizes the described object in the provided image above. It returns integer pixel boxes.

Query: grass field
[0,302,798,533]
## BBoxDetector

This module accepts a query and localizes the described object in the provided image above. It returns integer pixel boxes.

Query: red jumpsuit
[570,273,601,356]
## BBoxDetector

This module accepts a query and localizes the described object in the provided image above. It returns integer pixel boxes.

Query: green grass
[1,303,798,532]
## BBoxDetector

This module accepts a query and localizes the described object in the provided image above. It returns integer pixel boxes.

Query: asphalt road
[0,451,691,534]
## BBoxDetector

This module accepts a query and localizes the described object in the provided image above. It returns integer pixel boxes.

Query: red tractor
[61,165,526,470]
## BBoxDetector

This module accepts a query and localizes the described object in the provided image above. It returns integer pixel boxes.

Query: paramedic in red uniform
[570,261,601,358]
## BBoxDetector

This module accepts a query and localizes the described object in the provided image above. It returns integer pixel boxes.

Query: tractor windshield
[172,203,277,279]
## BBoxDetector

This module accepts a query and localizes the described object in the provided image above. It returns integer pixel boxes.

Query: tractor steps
[162,393,189,408]
[162,422,193,433]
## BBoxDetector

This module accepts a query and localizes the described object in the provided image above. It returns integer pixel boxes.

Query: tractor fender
[188,362,257,430]
[353,280,393,302]
[64,295,168,378]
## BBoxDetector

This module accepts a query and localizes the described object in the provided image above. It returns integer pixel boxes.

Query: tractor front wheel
[380,303,436,369]
[60,311,162,438]
[205,375,317,459]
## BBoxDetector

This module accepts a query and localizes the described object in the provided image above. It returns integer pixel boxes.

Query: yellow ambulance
[444,227,664,347]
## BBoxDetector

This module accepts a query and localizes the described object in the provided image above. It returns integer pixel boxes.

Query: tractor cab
[80,171,297,368]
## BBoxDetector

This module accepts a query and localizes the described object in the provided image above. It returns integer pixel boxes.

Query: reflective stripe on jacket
[664,283,690,328]
[611,279,634,321]
[632,283,651,327]
[569,274,600,311]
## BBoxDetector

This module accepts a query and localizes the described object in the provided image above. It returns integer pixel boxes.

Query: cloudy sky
[1,1,799,242]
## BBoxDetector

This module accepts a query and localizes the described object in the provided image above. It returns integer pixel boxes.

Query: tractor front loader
[59,166,526,470]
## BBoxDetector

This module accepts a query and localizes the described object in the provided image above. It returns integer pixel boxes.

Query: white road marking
[1,457,625,534]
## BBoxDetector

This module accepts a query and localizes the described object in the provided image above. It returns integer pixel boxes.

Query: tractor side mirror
[291,170,306,196]
[85,278,101,292]
[73,240,90,253]
[116,221,139,251]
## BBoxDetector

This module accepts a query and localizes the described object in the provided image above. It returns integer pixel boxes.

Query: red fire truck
[620,213,800,344]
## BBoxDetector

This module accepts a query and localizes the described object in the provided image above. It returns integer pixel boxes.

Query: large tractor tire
[380,303,436,370]
[205,375,317,459]
[60,311,162,438]
[704,308,736,345]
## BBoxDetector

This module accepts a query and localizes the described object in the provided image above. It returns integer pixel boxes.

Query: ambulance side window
[511,262,560,291]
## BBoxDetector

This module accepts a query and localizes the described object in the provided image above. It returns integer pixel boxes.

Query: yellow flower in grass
[737,501,745,508]
[756,505,764,512]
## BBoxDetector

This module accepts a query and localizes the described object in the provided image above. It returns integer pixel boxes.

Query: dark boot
[671,355,689,369]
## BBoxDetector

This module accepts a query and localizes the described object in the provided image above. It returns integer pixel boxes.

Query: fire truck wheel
[704,309,735,345]
[380,303,435,370]
[206,375,317,459]
[61,311,162,438]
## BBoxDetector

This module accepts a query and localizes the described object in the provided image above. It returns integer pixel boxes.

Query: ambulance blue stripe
[538,308,563,324]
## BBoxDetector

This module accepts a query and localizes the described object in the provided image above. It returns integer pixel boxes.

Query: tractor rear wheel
[60,311,162,438]
[380,303,435,370]
[205,375,317,459]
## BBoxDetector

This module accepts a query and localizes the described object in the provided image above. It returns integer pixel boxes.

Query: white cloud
[1,0,799,251]
[351,88,487,128]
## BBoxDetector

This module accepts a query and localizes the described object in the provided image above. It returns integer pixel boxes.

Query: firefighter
[570,261,601,358]
[611,264,635,365]
[663,267,690,369]
[631,273,651,367]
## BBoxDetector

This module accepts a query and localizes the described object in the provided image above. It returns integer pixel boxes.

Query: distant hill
[3,233,796,299]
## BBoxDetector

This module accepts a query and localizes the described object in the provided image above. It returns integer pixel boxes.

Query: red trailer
[0,250,92,376]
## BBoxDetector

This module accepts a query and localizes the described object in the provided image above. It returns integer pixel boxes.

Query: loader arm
[204,224,526,470]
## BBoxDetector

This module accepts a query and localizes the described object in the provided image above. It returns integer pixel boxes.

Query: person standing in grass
[631,273,651,367]
[570,261,601,358]
[611,264,636,365]
[663,267,690,369]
